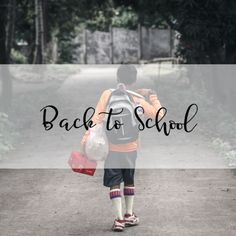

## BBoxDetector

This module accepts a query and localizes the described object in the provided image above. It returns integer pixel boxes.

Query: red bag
[68,151,97,176]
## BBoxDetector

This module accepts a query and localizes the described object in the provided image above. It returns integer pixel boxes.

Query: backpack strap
[109,88,134,103]
[126,90,145,100]
[109,88,144,100]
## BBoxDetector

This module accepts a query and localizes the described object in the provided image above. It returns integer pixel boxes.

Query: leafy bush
[154,78,236,167]
[11,49,28,64]
[0,112,18,159]
[111,6,138,29]
[212,138,236,167]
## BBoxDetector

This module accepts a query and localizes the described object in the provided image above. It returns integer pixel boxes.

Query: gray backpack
[104,86,143,144]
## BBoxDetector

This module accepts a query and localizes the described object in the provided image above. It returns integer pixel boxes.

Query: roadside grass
[0,113,19,159]
[154,79,236,167]
[0,81,61,160]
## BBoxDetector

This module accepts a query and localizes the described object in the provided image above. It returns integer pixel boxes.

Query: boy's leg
[104,172,125,231]
[122,151,139,226]
[123,174,139,226]
[123,182,139,226]
[123,151,137,215]
[123,184,135,215]
[110,184,123,220]
[104,165,124,220]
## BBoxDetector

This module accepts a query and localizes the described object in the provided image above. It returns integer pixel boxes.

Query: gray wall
[73,26,176,64]
[112,27,139,64]
[86,30,112,64]
[141,27,171,59]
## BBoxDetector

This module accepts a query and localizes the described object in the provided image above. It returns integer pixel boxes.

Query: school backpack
[104,84,142,144]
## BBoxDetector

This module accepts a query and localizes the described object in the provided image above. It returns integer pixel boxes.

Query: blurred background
[0,2,236,235]
[0,0,236,167]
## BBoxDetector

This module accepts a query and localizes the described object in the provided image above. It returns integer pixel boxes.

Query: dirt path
[0,67,236,235]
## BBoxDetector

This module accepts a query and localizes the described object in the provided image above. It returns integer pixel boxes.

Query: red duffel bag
[68,151,97,176]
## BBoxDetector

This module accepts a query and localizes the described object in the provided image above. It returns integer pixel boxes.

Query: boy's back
[81,88,163,152]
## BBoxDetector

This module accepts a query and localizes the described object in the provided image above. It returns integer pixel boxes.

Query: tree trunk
[6,0,16,60]
[225,34,236,64]
[33,0,40,63]
[39,0,46,63]
[0,0,12,114]
[33,0,45,64]
[0,0,8,64]
[225,1,236,64]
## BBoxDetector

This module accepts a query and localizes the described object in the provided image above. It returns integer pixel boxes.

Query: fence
[72,26,177,64]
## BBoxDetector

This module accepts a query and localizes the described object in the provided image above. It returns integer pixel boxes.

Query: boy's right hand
[136,89,157,101]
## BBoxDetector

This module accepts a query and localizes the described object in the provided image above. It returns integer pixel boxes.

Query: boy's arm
[137,90,164,119]
[80,90,111,152]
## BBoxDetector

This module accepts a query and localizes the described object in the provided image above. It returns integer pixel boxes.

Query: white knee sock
[110,189,123,220]
[124,187,135,215]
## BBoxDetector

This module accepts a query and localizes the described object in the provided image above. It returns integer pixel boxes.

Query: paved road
[0,67,236,235]
[0,169,236,236]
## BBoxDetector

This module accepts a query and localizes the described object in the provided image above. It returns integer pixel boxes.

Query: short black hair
[117,65,137,85]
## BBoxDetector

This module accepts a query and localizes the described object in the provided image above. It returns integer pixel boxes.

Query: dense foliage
[2,0,236,64]
[122,0,236,63]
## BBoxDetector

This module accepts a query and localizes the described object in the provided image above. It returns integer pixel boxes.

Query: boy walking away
[81,65,163,232]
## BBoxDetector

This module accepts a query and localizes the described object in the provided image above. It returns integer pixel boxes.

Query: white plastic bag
[85,123,109,161]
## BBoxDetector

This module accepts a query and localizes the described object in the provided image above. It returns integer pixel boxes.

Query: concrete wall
[72,26,176,64]
[112,27,139,63]
[141,27,172,59]
[86,30,112,64]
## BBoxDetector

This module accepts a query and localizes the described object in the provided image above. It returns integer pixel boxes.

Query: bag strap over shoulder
[126,90,144,99]
[109,88,144,100]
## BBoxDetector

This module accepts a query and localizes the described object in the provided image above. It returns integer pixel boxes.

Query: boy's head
[117,65,137,85]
